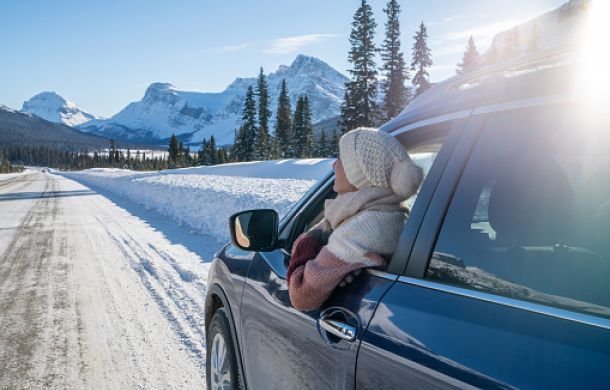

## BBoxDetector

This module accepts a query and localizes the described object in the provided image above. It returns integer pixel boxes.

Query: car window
[302,190,336,232]
[427,108,610,319]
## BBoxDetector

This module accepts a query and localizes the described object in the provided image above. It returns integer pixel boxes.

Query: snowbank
[62,159,333,243]
[0,168,35,179]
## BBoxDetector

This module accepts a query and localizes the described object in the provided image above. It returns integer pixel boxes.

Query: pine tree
[317,131,328,158]
[330,129,340,158]
[255,67,272,160]
[178,141,184,166]
[340,0,378,133]
[109,139,116,164]
[240,85,257,161]
[527,23,539,53]
[339,88,357,134]
[168,134,179,163]
[208,135,218,164]
[232,128,242,162]
[199,138,209,165]
[456,36,482,75]
[411,22,433,97]
[271,136,280,159]
[292,96,305,157]
[274,79,293,157]
[381,0,409,120]
[218,148,227,164]
[302,96,314,157]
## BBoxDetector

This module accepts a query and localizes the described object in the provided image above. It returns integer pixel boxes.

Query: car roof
[380,48,578,134]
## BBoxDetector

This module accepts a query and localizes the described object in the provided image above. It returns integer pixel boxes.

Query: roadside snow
[62,159,333,243]
[0,168,35,180]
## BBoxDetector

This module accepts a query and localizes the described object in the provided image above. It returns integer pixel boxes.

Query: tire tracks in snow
[0,174,87,388]
[98,217,209,371]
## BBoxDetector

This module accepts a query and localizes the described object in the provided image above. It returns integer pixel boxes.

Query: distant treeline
[2,144,169,171]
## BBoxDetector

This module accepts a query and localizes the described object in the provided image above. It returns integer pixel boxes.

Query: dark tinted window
[427,107,610,319]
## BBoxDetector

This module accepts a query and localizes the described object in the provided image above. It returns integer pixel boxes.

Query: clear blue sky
[1,0,565,117]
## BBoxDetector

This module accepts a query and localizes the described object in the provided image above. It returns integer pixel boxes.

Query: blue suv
[205,50,610,389]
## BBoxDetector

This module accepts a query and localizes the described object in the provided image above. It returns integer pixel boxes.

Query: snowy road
[0,171,212,389]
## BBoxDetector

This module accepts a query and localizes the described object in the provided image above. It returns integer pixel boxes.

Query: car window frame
[386,116,473,275]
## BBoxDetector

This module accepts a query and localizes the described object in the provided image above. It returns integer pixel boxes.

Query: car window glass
[427,108,610,319]
[302,190,336,232]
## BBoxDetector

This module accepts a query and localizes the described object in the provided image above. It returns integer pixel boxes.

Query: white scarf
[323,187,407,230]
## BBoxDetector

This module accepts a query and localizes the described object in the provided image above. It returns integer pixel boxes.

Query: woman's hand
[338,269,362,287]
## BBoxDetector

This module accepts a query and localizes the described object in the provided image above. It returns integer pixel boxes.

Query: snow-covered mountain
[485,0,590,59]
[79,55,349,146]
[0,104,113,151]
[21,91,98,127]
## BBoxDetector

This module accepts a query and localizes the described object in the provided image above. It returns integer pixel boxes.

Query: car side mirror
[229,209,279,252]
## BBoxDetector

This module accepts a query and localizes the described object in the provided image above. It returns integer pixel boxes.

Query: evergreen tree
[292,96,305,157]
[339,88,357,134]
[411,22,433,97]
[456,36,482,75]
[218,148,227,164]
[168,134,179,162]
[271,136,280,159]
[232,128,242,162]
[302,96,314,158]
[274,79,293,157]
[109,139,116,164]
[340,0,378,132]
[255,67,272,160]
[240,85,257,161]
[292,96,314,158]
[178,141,184,166]
[208,135,218,164]
[381,0,409,120]
[199,138,209,165]
[330,129,340,158]
[316,131,328,158]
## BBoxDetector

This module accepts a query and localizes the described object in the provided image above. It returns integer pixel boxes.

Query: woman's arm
[288,244,364,311]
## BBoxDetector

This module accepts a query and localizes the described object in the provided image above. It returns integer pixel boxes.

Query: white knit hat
[339,127,423,198]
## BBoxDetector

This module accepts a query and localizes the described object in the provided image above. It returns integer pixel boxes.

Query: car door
[238,119,466,389]
[356,104,610,389]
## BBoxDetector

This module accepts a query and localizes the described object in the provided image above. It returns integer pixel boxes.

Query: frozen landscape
[0,160,331,388]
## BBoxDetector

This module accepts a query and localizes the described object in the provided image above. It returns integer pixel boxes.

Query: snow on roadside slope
[62,159,333,243]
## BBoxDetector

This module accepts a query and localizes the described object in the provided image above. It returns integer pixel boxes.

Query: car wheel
[207,308,241,390]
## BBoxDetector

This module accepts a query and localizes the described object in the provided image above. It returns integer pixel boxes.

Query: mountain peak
[27,91,69,106]
[143,82,181,104]
[291,54,325,67]
[146,82,176,92]
[22,91,97,127]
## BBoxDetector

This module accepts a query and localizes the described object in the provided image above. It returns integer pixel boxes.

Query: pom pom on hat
[390,159,424,198]
[339,127,423,199]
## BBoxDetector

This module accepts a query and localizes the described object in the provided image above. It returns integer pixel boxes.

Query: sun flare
[576,0,610,112]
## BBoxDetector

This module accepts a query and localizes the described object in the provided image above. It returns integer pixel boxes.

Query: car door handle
[318,317,356,341]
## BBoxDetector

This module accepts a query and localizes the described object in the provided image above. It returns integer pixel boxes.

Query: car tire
[206,308,241,390]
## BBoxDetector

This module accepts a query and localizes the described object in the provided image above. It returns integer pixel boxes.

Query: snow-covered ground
[62,159,333,243]
[0,161,331,388]
[0,170,213,388]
